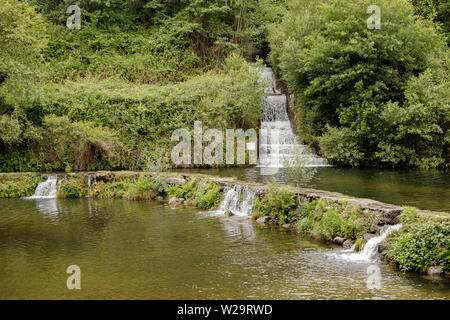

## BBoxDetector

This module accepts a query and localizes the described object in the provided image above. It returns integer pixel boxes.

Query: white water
[214,184,256,216]
[26,176,59,199]
[335,224,403,262]
[256,66,329,168]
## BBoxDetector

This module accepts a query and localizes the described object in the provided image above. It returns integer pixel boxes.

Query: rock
[224,210,234,217]
[168,197,184,207]
[166,177,186,185]
[363,233,376,241]
[427,266,443,276]
[332,236,345,245]
[370,224,382,234]
[156,196,164,201]
[256,216,271,225]
[378,242,391,253]
[383,209,402,224]
[282,224,293,229]
[343,240,354,249]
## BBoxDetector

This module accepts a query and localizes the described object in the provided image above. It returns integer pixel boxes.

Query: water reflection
[33,198,59,217]
[219,216,255,242]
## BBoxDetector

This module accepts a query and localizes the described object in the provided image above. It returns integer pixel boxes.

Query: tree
[269,0,448,168]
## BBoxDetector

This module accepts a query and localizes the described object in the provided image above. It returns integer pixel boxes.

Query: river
[0,198,448,299]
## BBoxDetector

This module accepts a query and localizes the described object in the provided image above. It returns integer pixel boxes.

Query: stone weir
[12,171,447,224]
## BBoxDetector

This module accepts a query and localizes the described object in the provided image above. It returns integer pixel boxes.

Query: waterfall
[26,175,59,199]
[336,224,403,262]
[256,66,330,168]
[215,185,256,216]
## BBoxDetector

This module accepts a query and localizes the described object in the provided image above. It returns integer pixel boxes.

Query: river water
[0,198,448,299]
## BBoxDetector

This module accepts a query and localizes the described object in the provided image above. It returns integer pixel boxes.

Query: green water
[1,198,448,299]
[176,167,450,212]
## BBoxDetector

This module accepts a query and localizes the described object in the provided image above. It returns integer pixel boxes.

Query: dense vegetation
[0,0,283,172]
[269,0,449,169]
[0,0,448,171]
[383,208,449,273]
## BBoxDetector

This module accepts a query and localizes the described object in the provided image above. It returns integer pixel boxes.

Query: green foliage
[354,238,367,252]
[269,0,448,168]
[58,179,87,198]
[297,199,367,241]
[194,180,221,209]
[0,0,47,84]
[123,177,158,200]
[38,115,121,172]
[167,178,199,199]
[150,175,169,195]
[387,222,449,272]
[88,175,168,200]
[284,151,317,186]
[0,174,42,198]
[254,181,296,224]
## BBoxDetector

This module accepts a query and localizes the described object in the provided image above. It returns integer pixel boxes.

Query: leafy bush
[0,174,42,198]
[123,177,157,201]
[254,182,296,224]
[167,178,199,200]
[58,179,86,198]
[194,180,221,209]
[387,222,450,272]
[150,175,169,195]
[297,199,367,241]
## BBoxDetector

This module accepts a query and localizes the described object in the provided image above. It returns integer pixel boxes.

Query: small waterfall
[26,175,59,199]
[336,224,403,262]
[256,66,329,168]
[216,185,256,216]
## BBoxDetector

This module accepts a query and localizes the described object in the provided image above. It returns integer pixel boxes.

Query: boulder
[224,210,234,217]
[166,177,186,185]
[377,242,390,253]
[256,216,271,225]
[427,266,443,276]
[282,224,293,229]
[370,224,382,234]
[363,233,376,241]
[156,196,164,201]
[343,240,354,249]
[332,236,345,245]
[168,197,184,207]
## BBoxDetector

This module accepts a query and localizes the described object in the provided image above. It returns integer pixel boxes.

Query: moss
[0,174,43,198]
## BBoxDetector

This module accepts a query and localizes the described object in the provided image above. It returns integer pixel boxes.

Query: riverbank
[1,171,448,277]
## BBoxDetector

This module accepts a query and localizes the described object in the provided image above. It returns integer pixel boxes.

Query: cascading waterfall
[336,224,403,262]
[256,66,329,168]
[26,175,59,199]
[215,185,256,216]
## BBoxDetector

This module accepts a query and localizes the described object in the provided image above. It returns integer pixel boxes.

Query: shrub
[297,199,367,241]
[58,179,87,198]
[150,175,169,195]
[0,174,42,198]
[194,180,221,209]
[167,178,199,200]
[123,177,157,201]
[387,222,449,272]
[254,182,296,224]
